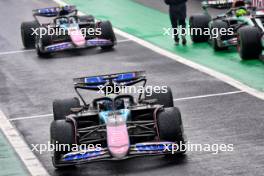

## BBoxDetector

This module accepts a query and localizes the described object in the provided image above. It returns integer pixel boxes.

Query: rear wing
[32,5,77,17]
[253,7,264,16]
[73,71,146,91]
[202,0,234,8]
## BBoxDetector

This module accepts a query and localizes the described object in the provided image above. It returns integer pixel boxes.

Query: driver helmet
[236,8,248,17]
[101,100,113,111]
[59,18,68,25]
[100,93,125,111]
[69,17,74,24]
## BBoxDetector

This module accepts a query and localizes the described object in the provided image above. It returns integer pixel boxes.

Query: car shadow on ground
[32,47,116,60]
[53,154,188,176]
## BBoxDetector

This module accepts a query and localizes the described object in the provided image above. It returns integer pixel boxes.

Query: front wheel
[237,26,262,60]
[35,30,52,58]
[98,21,116,49]
[36,43,51,58]
[157,107,186,154]
[21,21,40,49]
[50,120,76,168]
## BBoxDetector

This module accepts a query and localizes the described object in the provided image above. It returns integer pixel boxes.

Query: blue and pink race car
[21,5,116,57]
[50,71,186,168]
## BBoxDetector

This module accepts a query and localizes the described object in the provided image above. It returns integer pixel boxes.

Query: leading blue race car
[50,71,186,168]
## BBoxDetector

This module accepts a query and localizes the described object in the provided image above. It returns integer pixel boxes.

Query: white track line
[0,40,130,56]
[173,90,244,101]
[0,110,49,176]
[117,39,132,43]
[0,49,34,56]
[52,0,264,100]
[10,91,243,122]
[9,113,53,122]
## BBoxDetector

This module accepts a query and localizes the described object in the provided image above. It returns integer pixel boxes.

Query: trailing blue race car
[21,5,116,57]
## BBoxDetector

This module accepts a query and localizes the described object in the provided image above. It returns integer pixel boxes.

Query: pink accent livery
[107,124,130,158]
[68,28,86,46]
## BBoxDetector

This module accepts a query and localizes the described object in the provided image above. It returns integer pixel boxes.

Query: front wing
[55,142,184,166]
[44,38,114,52]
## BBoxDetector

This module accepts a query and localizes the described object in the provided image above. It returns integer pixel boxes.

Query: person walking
[164,0,187,45]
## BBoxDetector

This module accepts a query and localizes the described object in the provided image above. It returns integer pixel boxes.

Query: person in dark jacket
[165,0,187,45]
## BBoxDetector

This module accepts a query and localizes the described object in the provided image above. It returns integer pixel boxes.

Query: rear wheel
[238,26,262,60]
[53,98,81,121]
[50,120,76,168]
[79,15,95,23]
[157,107,185,154]
[145,86,174,108]
[189,14,210,43]
[21,21,40,49]
[98,21,116,49]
